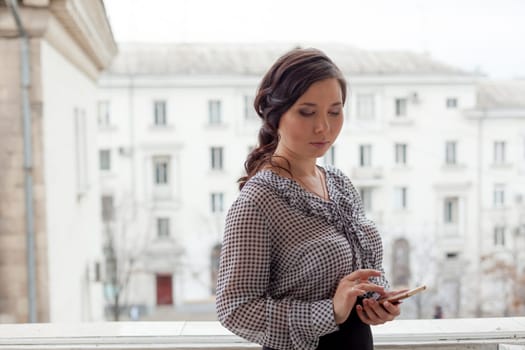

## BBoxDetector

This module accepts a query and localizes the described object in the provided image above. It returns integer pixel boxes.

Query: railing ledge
[0,317,523,349]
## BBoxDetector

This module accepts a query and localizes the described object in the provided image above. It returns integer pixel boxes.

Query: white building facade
[0,0,117,323]
[97,43,525,320]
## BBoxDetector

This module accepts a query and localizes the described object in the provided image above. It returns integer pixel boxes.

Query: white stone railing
[0,318,524,349]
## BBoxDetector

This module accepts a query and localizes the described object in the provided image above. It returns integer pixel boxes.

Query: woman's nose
[314,114,329,133]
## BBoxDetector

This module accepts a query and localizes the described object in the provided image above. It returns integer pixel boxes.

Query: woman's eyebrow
[298,102,342,107]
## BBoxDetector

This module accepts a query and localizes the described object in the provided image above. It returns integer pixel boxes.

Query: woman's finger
[381,301,401,317]
[356,304,381,325]
[346,269,382,281]
[362,299,384,324]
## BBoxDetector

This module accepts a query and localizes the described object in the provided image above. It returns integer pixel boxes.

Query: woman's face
[276,78,344,161]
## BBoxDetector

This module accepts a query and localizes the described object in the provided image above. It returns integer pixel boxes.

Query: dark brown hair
[238,47,347,189]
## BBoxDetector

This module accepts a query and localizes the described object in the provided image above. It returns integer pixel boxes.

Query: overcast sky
[104,0,525,79]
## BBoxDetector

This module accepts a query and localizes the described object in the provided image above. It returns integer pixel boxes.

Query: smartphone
[378,285,426,304]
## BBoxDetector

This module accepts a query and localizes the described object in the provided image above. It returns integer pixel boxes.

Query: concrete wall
[0,37,50,323]
[0,0,116,323]
[40,40,104,322]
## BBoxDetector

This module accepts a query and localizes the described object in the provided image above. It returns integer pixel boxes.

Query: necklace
[294,167,328,201]
[317,167,328,200]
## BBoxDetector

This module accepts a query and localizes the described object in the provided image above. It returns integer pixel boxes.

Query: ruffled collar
[249,167,376,256]
[250,168,348,230]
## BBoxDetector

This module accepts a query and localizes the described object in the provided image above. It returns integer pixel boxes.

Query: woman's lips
[310,141,329,148]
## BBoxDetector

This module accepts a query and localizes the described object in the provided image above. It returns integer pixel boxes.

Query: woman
[216,48,402,350]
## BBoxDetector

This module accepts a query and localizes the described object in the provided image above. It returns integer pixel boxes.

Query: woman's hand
[332,269,385,324]
[356,289,404,325]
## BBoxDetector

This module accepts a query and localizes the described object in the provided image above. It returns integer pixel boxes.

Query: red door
[156,274,173,305]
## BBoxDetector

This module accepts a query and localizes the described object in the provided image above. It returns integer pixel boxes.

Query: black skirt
[263,298,372,350]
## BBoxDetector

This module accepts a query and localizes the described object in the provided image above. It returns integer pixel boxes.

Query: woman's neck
[270,151,318,178]
[269,151,328,200]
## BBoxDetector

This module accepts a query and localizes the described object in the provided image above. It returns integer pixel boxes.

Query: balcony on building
[352,166,384,181]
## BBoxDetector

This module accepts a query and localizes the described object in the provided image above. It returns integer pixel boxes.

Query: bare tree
[481,249,525,316]
[409,227,440,319]
[102,196,153,321]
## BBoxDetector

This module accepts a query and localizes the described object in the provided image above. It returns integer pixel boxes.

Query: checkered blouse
[216,166,389,350]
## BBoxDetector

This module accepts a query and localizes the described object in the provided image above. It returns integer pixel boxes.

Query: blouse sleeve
[215,196,338,349]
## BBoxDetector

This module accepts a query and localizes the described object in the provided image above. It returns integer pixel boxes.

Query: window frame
[359,144,372,167]
[444,197,459,224]
[157,217,171,238]
[493,184,505,208]
[210,146,224,170]
[493,141,506,164]
[493,226,506,246]
[243,95,258,120]
[97,100,111,127]
[324,146,336,166]
[395,98,407,117]
[154,100,167,126]
[445,141,457,165]
[394,186,408,210]
[153,156,170,185]
[356,93,375,120]
[210,192,224,213]
[208,99,222,125]
[446,97,458,109]
[395,143,407,165]
[101,195,114,222]
[99,149,111,171]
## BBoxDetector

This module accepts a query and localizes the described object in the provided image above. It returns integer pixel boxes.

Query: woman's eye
[299,110,315,117]
[329,110,342,116]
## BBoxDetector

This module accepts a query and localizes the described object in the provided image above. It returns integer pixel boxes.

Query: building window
[446,98,458,109]
[210,244,222,295]
[324,146,336,166]
[101,195,114,222]
[99,149,111,171]
[211,192,224,213]
[153,156,170,185]
[154,100,167,126]
[97,101,110,127]
[395,143,407,165]
[359,187,372,211]
[356,94,375,120]
[157,217,170,238]
[208,99,222,125]
[392,238,410,287]
[444,197,459,224]
[493,226,506,246]
[210,147,223,170]
[445,141,457,165]
[244,95,258,120]
[395,98,407,117]
[494,141,506,164]
[394,187,408,210]
[493,184,505,208]
[359,144,372,167]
